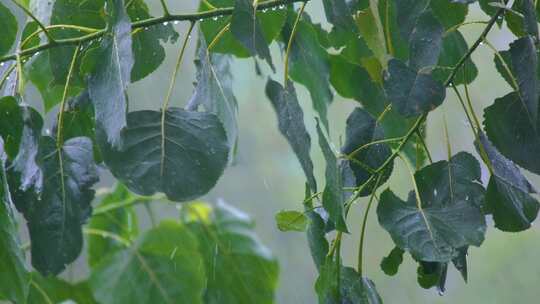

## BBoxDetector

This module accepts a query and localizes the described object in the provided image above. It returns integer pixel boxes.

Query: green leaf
[505,0,539,38]
[182,200,279,304]
[493,49,516,90]
[189,36,238,154]
[356,7,387,66]
[484,92,540,175]
[433,30,478,85]
[377,152,486,262]
[128,0,179,82]
[22,22,40,49]
[98,108,229,202]
[282,13,333,129]
[322,0,357,31]
[87,183,140,268]
[24,51,75,112]
[380,246,404,276]
[10,136,99,276]
[317,121,348,232]
[430,0,468,29]
[417,261,446,291]
[0,138,29,304]
[0,2,17,57]
[509,36,539,125]
[0,96,23,160]
[230,0,274,69]
[408,10,444,71]
[90,221,206,304]
[303,184,329,270]
[199,0,286,58]
[383,58,446,117]
[395,0,430,43]
[27,275,98,304]
[478,133,539,232]
[265,79,317,192]
[50,0,106,86]
[341,108,393,196]
[275,210,308,232]
[88,0,134,149]
[316,261,382,304]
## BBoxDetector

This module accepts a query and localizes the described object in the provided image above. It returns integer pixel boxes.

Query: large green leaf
[505,0,539,38]
[99,108,229,202]
[484,92,540,175]
[128,0,179,82]
[341,108,393,196]
[181,200,279,304]
[199,0,286,58]
[282,13,333,129]
[90,221,206,304]
[383,58,446,117]
[317,121,348,232]
[275,210,308,232]
[478,133,539,232]
[508,36,538,125]
[0,2,17,57]
[265,79,317,192]
[88,0,133,149]
[395,0,430,43]
[230,0,274,69]
[430,0,468,29]
[0,138,29,304]
[87,183,140,268]
[377,152,486,262]
[189,36,238,154]
[11,136,99,275]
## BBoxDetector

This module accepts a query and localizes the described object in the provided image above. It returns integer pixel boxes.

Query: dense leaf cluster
[0,0,539,302]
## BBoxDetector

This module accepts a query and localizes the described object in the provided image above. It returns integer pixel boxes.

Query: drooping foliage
[0,0,539,302]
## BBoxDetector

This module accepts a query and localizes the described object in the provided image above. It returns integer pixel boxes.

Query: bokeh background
[5,0,540,303]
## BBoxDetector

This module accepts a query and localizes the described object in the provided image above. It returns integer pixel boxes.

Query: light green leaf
[275,210,308,232]
[90,221,206,304]
[0,2,17,57]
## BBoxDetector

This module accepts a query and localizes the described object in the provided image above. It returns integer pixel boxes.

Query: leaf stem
[56,43,81,146]
[283,1,307,83]
[207,22,231,51]
[159,0,171,16]
[0,64,16,90]
[20,24,99,50]
[415,130,432,164]
[0,0,308,64]
[92,195,164,216]
[358,174,382,275]
[83,228,132,247]
[9,0,55,43]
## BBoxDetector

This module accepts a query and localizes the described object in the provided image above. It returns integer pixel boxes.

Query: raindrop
[262,8,268,12]
[199,18,204,22]
[188,34,192,39]
[164,22,169,26]
[0,62,4,67]
[212,16,218,21]
[174,21,179,25]
[271,7,277,11]
[279,4,285,9]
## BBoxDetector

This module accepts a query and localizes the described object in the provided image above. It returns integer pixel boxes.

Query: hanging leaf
[383,58,446,117]
[484,92,540,175]
[0,138,29,304]
[380,246,404,276]
[198,0,286,58]
[505,0,539,39]
[322,0,356,31]
[477,133,539,232]
[0,2,17,57]
[10,136,99,275]
[182,200,279,304]
[189,36,238,154]
[303,184,329,270]
[395,0,430,43]
[230,0,275,70]
[90,221,206,304]
[316,261,382,304]
[21,21,40,49]
[128,0,179,82]
[408,10,444,71]
[88,0,134,149]
[265,79,317,192]
[430,0,468,29]
[377,152,486,262]
[275,210,308,232]
[87,183,140,268]
[341,108,393,196]
[0,96,23,160]
[355,7,387,66]
[509,36,538,126]
[282,13,333,129]
[316,121,348,233]
[98,108,228,202]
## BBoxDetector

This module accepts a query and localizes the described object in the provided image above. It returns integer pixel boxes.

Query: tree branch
[0,0,308,64]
